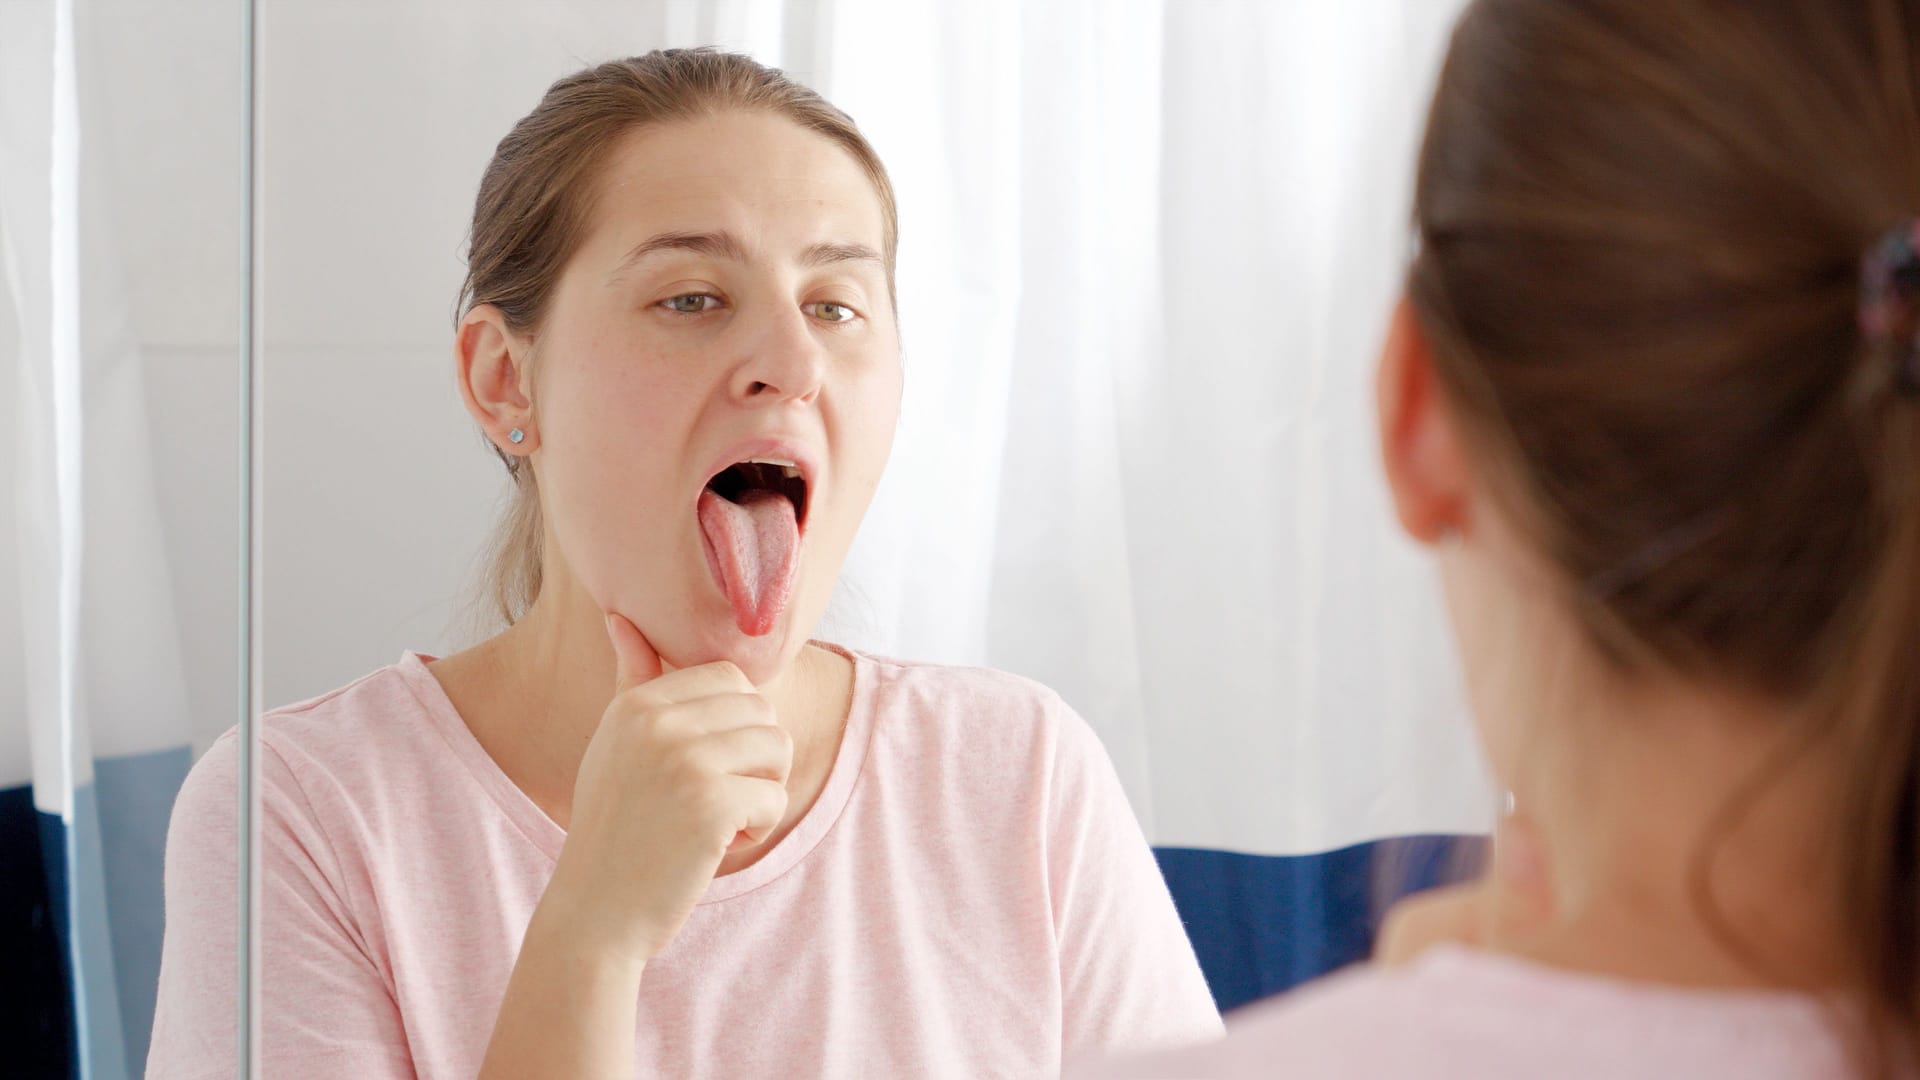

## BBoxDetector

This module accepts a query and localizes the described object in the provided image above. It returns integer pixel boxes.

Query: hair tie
[1861,218,1920,396]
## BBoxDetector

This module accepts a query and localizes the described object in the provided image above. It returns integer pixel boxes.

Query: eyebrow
[798,241,885,269]
[609,230,883,282]
[610,230,748,279]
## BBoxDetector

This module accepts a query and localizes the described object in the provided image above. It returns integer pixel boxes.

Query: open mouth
[704,458,810,527]
[696,456,811,637]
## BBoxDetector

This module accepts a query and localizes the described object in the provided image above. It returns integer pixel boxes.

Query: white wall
[1,0,244,768]
[95,1,246,759]
[258,3,688,707]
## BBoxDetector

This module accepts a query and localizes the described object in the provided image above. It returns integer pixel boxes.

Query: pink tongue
[697,488,799,637]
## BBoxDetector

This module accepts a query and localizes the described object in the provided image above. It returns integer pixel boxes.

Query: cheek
[535,353,701,547]
[833,370,902,499]
[541,332,701,459]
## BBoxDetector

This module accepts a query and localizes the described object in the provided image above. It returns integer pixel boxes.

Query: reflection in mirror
[158,2,1489,1077]
[1,0,245,1077]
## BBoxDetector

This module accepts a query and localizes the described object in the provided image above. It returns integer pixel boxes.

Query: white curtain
[813,0,1492,856]
[2,1,237,1075]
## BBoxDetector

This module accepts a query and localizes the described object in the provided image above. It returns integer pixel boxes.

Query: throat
[426,621,612,832]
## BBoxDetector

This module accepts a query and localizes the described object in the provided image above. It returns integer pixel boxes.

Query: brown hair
[1410,0,1920,1069]
[456,49,898,626]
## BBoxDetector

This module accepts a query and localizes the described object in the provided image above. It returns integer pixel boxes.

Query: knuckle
[610,695,670,737]
[741,694,777,725]
[691,785,735,828]
[656,737,706,783]
[615,683,668,712]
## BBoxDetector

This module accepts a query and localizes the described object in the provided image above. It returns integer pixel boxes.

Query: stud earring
[508,428,525,445]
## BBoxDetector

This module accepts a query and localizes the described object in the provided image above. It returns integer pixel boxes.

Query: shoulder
[1197,951,1648,1074]
[164,728,242,872]
[169,656,447,848]
[852,650,1071,718]
[839,649,1131,828]
[1083,948,1854,1079]
[1222,962,1446,1065]
[253,655,448,773]
[1076,962,1467,1078]
[845,648,1107,767]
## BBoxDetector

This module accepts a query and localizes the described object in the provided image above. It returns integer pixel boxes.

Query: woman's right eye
[660,294,720,314]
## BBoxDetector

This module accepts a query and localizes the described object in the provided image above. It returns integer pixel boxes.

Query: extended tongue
[697,488,800,637]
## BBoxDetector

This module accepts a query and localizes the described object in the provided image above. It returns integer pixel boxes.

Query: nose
[729,306,826,407]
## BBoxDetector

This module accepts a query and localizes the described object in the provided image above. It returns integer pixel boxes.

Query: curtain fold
[3,1,208,1075]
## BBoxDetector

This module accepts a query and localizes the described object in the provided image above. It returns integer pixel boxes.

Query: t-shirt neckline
[394,642,877,904]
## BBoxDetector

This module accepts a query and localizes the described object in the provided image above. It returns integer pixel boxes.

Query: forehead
[580,111,889,262]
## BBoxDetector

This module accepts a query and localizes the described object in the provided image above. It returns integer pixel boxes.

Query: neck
[449,563,843,831]
[1498,671,1849,993]
[505,563,829,730]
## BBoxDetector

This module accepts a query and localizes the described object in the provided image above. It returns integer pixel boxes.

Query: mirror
[246,1,1488,1071]
[0,1,1487,1075]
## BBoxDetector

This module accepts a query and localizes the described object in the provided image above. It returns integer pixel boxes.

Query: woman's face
[527,111,901,682]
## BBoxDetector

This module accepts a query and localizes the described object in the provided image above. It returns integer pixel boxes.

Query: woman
[147,49,1219,1079]
[1093,0,1920,1075]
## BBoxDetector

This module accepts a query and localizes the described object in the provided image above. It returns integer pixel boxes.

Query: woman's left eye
[661,294,720,314]
[807,301,858,324]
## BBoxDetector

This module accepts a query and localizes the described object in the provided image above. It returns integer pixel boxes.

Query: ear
[456,304,539,457]
[1377,295,1470,545]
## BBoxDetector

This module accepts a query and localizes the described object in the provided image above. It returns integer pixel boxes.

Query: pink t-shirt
[147,648,1221,1079]
[1080,944,1852,1078]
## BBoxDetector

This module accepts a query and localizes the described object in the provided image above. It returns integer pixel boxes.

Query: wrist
[530,866,652,983]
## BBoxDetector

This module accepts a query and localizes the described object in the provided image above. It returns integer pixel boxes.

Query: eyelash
[660,293,722,314]
[656,294,862,325]
[806,301,859,324]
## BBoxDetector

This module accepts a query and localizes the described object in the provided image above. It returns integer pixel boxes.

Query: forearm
[479,889,645,1080]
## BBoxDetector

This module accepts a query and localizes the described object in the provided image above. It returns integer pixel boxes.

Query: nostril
[748,381,773,395]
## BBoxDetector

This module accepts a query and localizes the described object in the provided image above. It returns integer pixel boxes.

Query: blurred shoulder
[1077,947,1853,1079]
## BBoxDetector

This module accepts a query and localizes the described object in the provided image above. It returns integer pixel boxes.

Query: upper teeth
[744,457,798,470]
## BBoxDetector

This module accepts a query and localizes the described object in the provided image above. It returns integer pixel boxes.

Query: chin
[673,610,810,686]
[726,634,800,687]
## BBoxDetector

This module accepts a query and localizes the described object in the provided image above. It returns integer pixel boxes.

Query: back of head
[1408,0,1920,1065]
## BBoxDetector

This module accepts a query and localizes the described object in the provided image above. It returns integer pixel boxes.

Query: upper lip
[698,435,821,528]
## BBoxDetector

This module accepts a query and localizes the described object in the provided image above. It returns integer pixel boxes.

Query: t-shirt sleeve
[146,731,415,1079]
[1044,699,1225,1066]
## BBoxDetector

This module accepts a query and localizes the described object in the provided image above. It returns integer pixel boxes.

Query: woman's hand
[480,614,791,1079]
[543,612,794,965]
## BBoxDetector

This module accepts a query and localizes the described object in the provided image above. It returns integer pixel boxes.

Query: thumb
[604,611,663,692]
